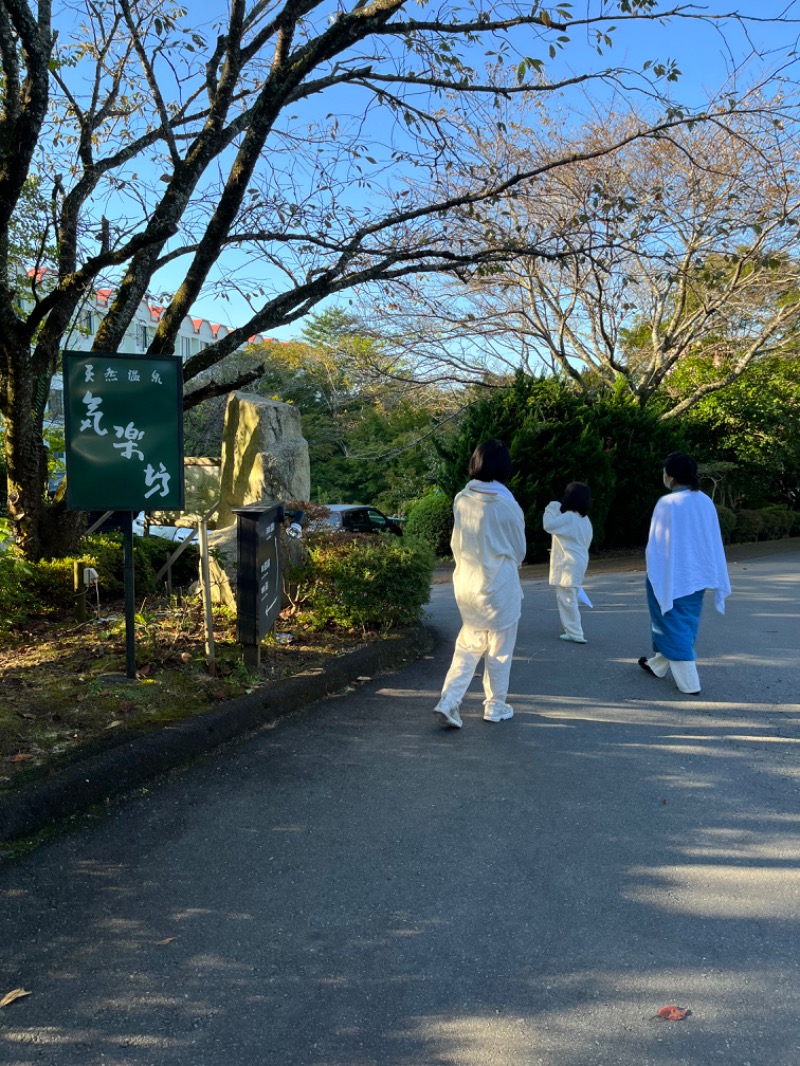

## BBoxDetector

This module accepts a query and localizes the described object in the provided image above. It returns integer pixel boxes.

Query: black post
[233,503,284,671]
[122,511,137,680]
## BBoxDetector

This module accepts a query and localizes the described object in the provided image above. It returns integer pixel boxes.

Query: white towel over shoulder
[646,489,731,615]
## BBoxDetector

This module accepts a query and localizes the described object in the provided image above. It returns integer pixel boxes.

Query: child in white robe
[543,482,593,644]
[433,440,526,729]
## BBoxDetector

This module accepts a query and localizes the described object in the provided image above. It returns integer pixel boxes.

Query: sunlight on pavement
[624,865,800,918]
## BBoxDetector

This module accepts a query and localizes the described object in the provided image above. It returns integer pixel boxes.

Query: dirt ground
[0,598,369,791]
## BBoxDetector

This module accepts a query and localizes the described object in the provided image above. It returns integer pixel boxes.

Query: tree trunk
[39,482,86,559]
[2,339,85,560]
[4,410,86,560]
[4,403,48,561]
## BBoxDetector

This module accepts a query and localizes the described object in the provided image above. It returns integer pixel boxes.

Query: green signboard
[63,351,184,511]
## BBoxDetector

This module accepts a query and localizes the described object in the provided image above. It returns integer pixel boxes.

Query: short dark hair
[561,482,591,517]
[664,451,700,491]
[468,439,512,483]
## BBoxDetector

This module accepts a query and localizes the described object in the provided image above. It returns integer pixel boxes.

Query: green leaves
[296,536,434,633]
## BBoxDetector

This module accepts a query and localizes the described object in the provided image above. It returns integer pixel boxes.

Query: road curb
[0,624,437,846]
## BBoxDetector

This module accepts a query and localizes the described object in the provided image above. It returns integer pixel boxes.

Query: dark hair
[468,439,512,483]
[561,481,591,517]
[664,452,700,491]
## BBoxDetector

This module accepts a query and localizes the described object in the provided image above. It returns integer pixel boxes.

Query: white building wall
[44,281,266,429]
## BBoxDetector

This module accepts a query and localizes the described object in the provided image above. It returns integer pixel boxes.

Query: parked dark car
[318,504,403,536]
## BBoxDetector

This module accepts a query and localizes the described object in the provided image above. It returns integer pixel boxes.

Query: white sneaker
[483,705,514,723]
[559,633,587,644]
[433,706,462,729]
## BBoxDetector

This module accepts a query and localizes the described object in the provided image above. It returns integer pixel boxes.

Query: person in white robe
[543,482,593,644]
[433,440,526,729]
[639,452,730,695]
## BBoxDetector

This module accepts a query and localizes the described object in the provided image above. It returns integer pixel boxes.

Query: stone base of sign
[96,672,139,685]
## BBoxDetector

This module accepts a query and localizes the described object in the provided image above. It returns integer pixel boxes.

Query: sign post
[63,351,184,679]
[233,503,285,670]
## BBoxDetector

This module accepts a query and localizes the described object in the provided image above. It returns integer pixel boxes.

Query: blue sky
[155,2,800,338]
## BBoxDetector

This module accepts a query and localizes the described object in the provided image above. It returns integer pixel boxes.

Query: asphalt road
[1,552,799,1066]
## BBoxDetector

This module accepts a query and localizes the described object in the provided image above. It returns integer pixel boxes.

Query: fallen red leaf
[656,1005,690,1021]
[10,753,33,763]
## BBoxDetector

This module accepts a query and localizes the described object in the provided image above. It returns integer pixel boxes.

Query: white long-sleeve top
[543,501,593,588]
[646,487,731,614]
[451,481,526,631]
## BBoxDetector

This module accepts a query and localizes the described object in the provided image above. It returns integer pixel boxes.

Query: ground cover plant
[0,522,435,793]
[0,594,374,794]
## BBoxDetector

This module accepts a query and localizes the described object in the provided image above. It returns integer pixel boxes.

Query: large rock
[216,393,310,528]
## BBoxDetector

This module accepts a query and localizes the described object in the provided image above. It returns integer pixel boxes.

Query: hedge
[0,534,200,637]
[731,509,765,544]
[759,506,793,540]
[292,532,435,632]
[715,505,737,542]
[404,492,454,558]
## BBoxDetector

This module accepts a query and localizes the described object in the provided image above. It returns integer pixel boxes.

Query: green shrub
[404,492,454,557]
[715,505,737,542]
[133,534,200,592]
[759,505,793,540]
[790,511,800,536]
[82,533,199,596]
[1,555,80,632]
[19,557,76,610]
[0,550,36,636]
[0,530,200,635]
[79,534,126,596]
[732,509,765,544]
[294,533,435,632]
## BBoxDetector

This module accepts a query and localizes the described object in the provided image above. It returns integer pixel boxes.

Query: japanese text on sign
[63,352,184,512]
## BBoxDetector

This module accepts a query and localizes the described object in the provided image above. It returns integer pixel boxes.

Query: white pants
[436,621,518,717]
[556,586,583,640]
[646,652,701,694]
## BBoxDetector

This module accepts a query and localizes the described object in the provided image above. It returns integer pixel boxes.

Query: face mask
[663,473,673,490]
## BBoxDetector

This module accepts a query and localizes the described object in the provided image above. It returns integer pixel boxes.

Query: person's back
[647,487,729,613]
[639,451,731,696]
[542,481,593,644]
[433,439,526,729]
[543,504,592,587]
[452,484,525,632]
